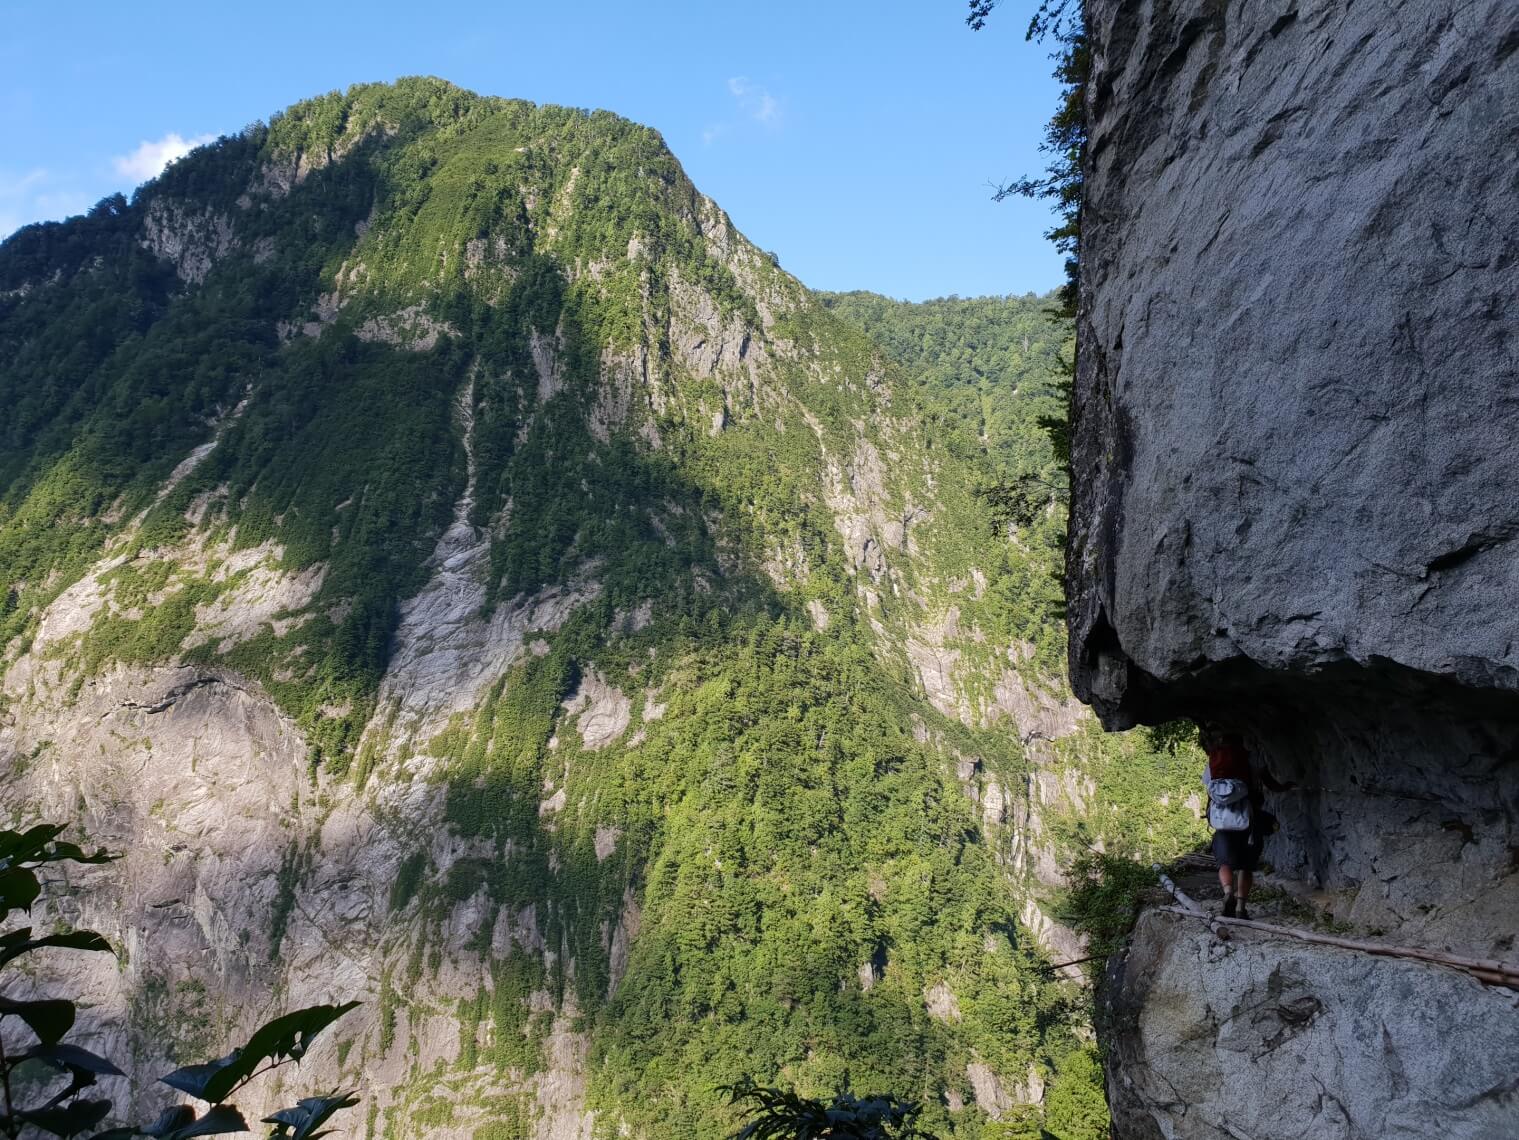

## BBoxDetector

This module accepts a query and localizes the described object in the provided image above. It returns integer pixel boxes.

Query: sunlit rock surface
[1106,911,1519,1140]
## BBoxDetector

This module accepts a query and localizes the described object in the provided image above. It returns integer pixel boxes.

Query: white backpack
[1205,774,1252,832]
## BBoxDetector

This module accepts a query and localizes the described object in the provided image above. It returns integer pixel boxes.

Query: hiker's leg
[1237,870,1253,901]
[1218,862,1238,916]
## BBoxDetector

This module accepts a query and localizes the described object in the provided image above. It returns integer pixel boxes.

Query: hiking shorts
[1212,828,1259,872]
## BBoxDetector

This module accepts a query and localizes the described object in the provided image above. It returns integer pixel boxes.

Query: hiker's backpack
[1204,774,1252,832]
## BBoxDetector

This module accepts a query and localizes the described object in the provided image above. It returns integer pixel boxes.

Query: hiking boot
[1237,904,1251,921]
[1222,894,1237,919]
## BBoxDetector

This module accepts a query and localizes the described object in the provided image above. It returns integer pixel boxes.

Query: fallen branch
[1158,906,1519,991]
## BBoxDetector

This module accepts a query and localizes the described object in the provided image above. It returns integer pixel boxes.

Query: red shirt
[1207,742,1256,787]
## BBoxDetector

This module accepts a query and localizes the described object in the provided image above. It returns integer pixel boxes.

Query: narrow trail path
[1153,862,1519,991]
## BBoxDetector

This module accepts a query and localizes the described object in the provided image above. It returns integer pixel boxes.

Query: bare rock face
[1071,0,1519,917]
[140,201,238,284]
[1070,2,1519,1134]
[1072,0,1519,721]
[1105,911,1519,1140]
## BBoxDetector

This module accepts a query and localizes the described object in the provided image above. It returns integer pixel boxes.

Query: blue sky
[1,0,1065,300]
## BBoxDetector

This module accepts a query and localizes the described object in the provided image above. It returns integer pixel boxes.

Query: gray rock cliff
[1072,0,1519,722]
[1068,1,1519,1135]
[1106,911,1519,1140]
[1071,0,1519,923]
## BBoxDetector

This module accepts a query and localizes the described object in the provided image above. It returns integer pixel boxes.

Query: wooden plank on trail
[1153,865,1230,940]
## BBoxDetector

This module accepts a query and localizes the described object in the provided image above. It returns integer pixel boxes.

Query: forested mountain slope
[0,79,1198,1139]
[819,291,1068,487]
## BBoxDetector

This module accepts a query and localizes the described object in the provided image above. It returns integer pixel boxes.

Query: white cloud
[701,124,729,145]
[0,168,53,239]
[727,77,781,127]
[112,132,216,184]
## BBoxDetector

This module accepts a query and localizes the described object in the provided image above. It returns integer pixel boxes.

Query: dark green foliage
[0,825,359,1140]
[158,1003,359,1104]
[820,291,1070,642]
[1040,1047,1107,1140]
[133,1104,249,1140]
[723,1078,932,1139]
[261,1092,360,1140]
[0,1000,78,1047]
[968,2,1086,318]
[570,619,1090,1137]
[0,826,114,927]
[1054,855,1158,973]
[0,78,783,771]
[389,851,427,911]
[266,842,313,958]
[965,2,1086,472]
[1046,722,1209,864]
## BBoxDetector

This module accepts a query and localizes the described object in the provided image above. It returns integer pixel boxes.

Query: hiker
[1201,729,1280,920]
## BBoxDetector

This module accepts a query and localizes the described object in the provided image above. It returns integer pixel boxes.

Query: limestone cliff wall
[1068,1,1519,1135]
[1071,0,1519,721]
[1071,0,1519,919]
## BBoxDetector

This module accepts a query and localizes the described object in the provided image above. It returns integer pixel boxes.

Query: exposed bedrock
[1105,911,1519,1140]
[1070,0,1519,913]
